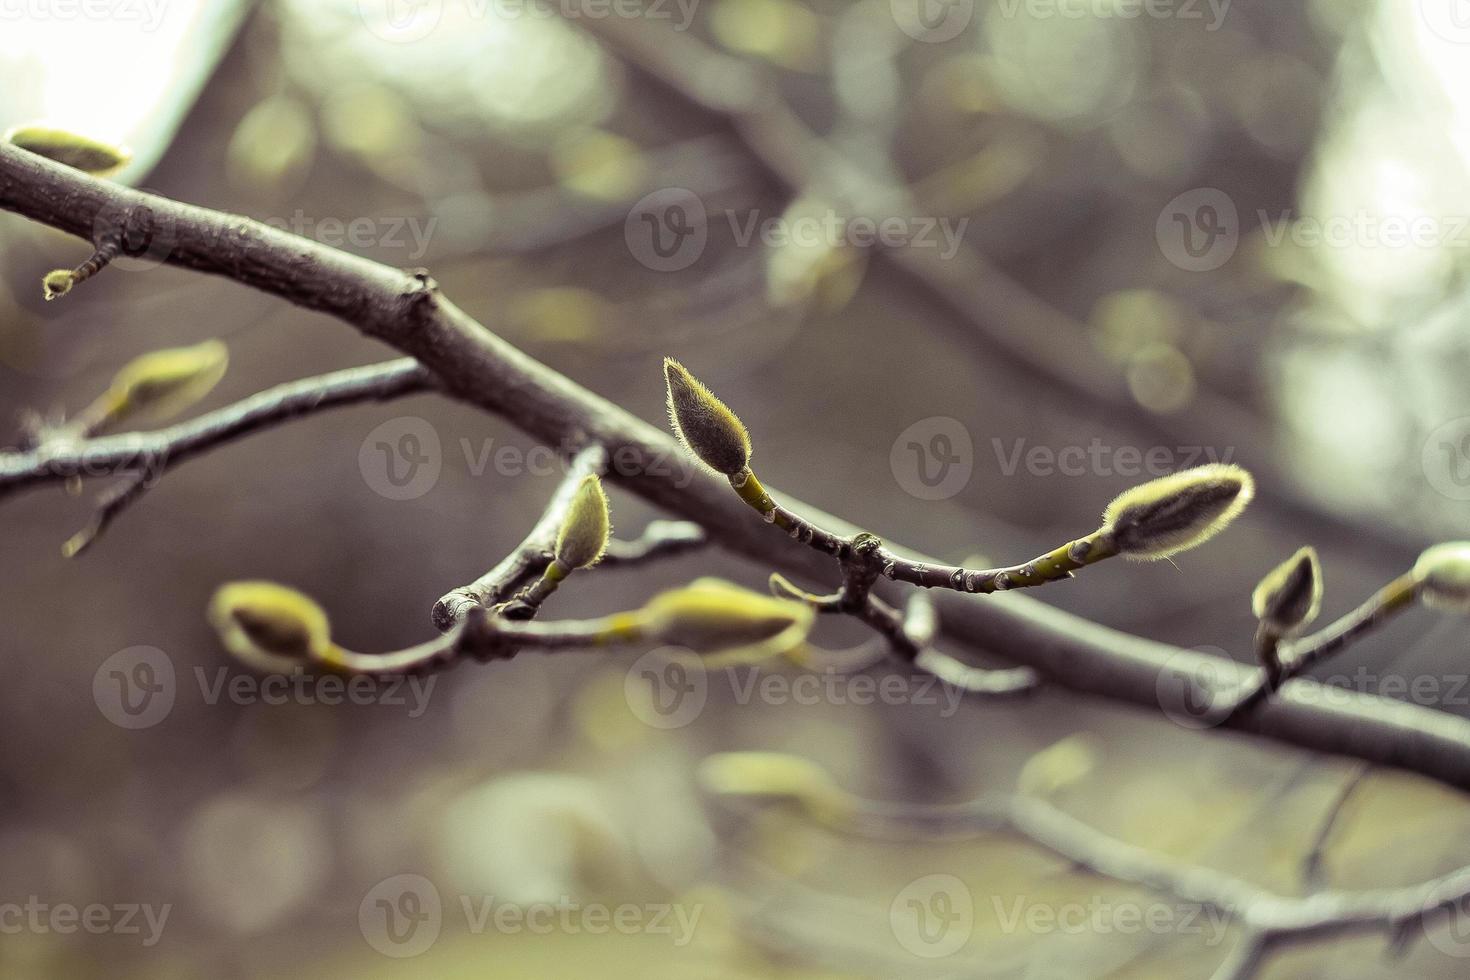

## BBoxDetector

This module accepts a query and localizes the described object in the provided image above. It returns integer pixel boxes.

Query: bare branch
[0,358,435,553]
[599,519,707,566]
[715,773,1470,979]
[6,143,1470,792]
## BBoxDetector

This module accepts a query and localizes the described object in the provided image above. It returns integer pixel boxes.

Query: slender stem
[0,358,434,497]
[730,467,847,556]
[1227,574,1422,717]
[599,520,706,565]
[1301,766,1371,892]
[881,531,1119,594]
[1278,573,1422,678]
[318,609,646,677]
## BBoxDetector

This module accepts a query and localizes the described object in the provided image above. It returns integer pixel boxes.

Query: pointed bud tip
[1251,545,1322,631]
[1102,463,1254,560]
[663,358,751,477]
[555,473,611,569]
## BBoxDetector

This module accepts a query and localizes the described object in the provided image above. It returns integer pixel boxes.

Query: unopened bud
[1251,546,1322,632]
[1414,542,1470,613]
[208,581,333,672]
[664,358,751,477]
[5,124,132,176]
[42,269,75,302]
[638,579,812,656]
[555,474,610,569]
[1101,463,1254,560]
[106,340,229,427]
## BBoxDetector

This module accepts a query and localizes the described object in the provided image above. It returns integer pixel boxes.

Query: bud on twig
[663,358,751,477]
[42,269,76,302]
[5,124,132,176]
[86,340,230,431]
[1413,542,1470,613]
[636,578,812,657]
[555,474,610,570]
[1252,546,1322,633]
[1101,464,1254,560]
[208,581,334,673]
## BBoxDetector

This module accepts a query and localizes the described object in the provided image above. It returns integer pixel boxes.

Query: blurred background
[3,0,1470,976]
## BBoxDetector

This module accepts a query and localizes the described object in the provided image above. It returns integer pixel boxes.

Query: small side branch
[599,519,706,566]
[432,445,609,630]
[0,359,435,551]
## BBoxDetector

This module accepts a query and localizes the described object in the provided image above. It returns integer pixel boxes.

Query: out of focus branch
[0,358,434,551]
[6,143,1470,792]
[713,764,1470,980]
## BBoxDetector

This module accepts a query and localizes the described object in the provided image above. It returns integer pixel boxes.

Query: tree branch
[6,144,1470,793]
[713,769,1470,979]
[0,358,435,542]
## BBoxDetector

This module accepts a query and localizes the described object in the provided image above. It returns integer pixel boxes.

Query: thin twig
[599,519,707,566]
[1302,766,1372,892]
[431,444,609,630]
[0,358,435,551]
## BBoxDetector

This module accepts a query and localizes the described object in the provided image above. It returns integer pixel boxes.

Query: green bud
[106,340,230,427]
[1414,542,1470,613]
[42,269,76,302]
[1251,546,1322,632]
[209,581,333,672]
[663,358,751,476]
[1101,463,1254,560]
[638,578,812,657]
[5,125,132,176]
[555,473,610,569]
